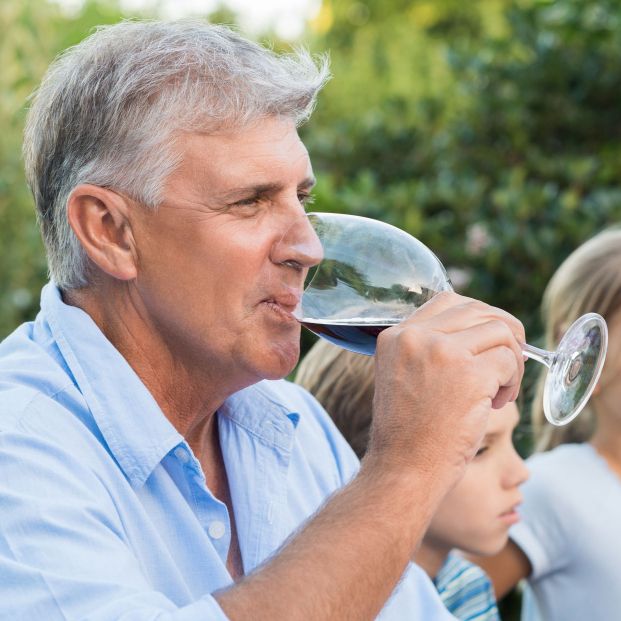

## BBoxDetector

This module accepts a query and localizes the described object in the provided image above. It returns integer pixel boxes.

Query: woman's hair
[533,227,621,451]
[295,339,375,459]
[23,20,330,290]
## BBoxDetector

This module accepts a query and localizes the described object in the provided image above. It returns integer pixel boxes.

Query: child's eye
[475,445,489,458]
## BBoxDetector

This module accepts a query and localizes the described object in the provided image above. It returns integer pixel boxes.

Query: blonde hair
[534,227,621,451]
[295,339,375,458]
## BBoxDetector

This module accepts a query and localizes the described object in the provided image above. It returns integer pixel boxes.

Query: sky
[53,0,322,39]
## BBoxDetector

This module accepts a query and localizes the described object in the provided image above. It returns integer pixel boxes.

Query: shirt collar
[219,382,300,453]
[41,283,183,488]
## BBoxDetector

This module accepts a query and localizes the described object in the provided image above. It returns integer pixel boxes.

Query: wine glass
[295,212,607,426]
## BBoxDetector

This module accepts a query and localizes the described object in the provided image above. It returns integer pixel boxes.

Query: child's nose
[503,448,529,489]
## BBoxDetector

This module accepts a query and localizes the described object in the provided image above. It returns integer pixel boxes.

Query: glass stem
[522,343,555,369]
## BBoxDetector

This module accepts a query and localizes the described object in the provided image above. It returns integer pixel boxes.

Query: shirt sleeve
[378,563,458,620]
[509,456,571,579]
[0,427,230,621]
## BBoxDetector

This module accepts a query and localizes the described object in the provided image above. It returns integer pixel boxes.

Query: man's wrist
[354,454,455,550]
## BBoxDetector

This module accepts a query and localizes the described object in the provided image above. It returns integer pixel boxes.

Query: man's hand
[219,293,526,621]
[367,291,525,492]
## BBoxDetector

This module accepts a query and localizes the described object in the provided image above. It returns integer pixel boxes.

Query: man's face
[424,402,529,557]
[128,117,322,389]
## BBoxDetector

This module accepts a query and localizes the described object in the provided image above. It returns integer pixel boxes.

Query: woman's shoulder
[527,442,594,470]
[524,443,603,496]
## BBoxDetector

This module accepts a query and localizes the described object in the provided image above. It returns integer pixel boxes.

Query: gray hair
[23,20,330,289]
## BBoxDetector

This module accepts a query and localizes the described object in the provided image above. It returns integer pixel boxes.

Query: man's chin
[261,341,301,381]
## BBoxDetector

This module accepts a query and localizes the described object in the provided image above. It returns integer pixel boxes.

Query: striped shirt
[434,553,500,621]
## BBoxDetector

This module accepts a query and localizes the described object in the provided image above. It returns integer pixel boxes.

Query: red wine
[301,318,398,356]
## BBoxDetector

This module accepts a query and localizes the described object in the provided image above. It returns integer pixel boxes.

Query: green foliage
[445,0,621,325]
[0,0,127,336]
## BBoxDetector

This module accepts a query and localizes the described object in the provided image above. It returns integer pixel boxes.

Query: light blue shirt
[0,283,454,620]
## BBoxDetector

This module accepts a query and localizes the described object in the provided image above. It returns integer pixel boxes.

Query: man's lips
[261,291,302,321]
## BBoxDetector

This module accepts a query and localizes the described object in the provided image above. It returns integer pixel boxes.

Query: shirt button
[208,520,226,540]
[174,447,190,464]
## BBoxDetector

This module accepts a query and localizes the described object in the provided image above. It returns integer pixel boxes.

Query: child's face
[424,402,528,557]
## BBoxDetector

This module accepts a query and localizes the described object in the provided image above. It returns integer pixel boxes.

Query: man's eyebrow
[299,176,317,190]
[221,183,281,200]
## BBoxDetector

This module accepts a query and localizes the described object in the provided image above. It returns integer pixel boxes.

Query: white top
[510,443,621,621]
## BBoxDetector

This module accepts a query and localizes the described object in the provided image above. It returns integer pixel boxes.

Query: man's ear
[67,184,138,281]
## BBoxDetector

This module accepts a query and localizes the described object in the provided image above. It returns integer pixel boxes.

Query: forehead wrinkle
[221,176,316,201]
[169,122,312,202]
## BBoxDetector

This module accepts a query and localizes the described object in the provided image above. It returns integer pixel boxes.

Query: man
[0,20,524,620]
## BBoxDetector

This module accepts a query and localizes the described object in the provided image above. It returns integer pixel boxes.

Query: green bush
[0,0,126,336]
[305,0,621,333]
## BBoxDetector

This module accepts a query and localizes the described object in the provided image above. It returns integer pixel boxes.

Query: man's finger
[476,345,523,406]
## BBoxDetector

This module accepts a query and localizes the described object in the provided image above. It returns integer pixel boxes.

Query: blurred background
[2,0,621,616]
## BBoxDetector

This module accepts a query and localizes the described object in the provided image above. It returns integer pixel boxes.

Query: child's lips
[499,505,521,526]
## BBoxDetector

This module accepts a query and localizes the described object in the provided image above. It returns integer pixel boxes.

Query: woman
[474,227,621,621]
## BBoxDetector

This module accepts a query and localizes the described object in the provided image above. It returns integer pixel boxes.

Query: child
[296,339,528,621]
[472,227,621,621]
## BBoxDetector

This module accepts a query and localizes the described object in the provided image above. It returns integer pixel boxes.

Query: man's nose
[272,207,324,270]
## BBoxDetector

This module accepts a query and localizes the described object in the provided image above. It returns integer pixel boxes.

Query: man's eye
[298,192,315,207]
[235,196,262,207]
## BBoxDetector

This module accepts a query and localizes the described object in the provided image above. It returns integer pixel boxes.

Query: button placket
[174,446,190,464]
[190,464,232,562]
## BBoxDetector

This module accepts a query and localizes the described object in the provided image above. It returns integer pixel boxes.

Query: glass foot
[544,313,608,425]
